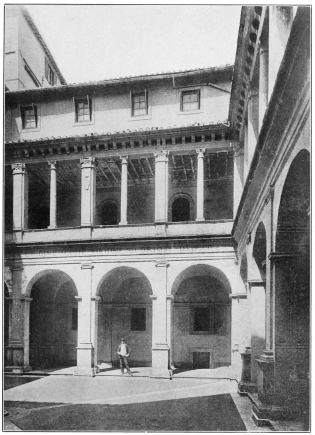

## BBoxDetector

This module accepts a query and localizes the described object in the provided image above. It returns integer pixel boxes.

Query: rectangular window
[192,305,228,335]
[194,307,210,332]
[132,91,148,117]
[21,104,37,129]
[181,90,200,112]
[131,307,146,331]
[45,58,57,86]
[75,97,92,123]
[72,307,78,331]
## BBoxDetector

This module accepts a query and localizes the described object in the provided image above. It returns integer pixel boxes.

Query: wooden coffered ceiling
[27,152,233,191]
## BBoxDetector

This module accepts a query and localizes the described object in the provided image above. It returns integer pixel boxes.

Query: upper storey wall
[5,79,231,142]
[5,6,63,91]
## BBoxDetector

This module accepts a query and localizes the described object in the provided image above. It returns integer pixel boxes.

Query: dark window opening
[172,197,190,222]
[75,97,92,123]
[72,307,78,331]
[100,202,118,225]
[131,307,146,331]
[132,92,148,117]
[193,305,228,335]
[31,205,50,229]
[181,90,200,112]
[45,58,57,86]
[194,307,210,331]
[21,105,37,129]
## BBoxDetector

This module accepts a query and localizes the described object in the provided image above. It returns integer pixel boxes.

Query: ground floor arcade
[4,244,248,379]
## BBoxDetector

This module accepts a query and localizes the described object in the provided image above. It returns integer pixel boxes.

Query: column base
[151,343,170,378]
[48,225,57,229]
[5,365,32,374]
[249,392,301,425]
[150,368,172,379]
[195,217,205,222]
[76,343,94,376]
[154,223,167,236]
[73,366,96,377]
[119,221,128,226]
[237,381,257,396]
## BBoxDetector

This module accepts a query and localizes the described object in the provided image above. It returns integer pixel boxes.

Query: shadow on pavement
[5,394,246,431]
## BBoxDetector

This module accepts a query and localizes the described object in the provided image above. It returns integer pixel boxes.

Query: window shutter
[130,91,133,116]
[87,95,91,121]
[45,58,48,80]
[145,89,148,115]
[73,97,77,122]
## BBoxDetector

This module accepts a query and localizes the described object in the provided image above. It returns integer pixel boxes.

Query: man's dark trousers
[119,355,131,374]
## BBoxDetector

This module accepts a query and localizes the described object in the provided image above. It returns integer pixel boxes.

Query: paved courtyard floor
[3,368,305,432]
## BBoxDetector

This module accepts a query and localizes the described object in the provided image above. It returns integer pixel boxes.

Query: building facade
[4,5,310,428]
[5,5,66,91]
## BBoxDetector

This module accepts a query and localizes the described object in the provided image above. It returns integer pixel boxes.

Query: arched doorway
[29,270,78,369]
[171,265,231,369]
[274,150,310,413]
[172,196,191,222]
[97,267,152,367]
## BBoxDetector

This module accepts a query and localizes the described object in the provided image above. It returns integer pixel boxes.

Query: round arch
[29,270,78,369]
[170,264,231,370]
[274,149,310,408]
[97,266,153,368]
[169,193,194,222]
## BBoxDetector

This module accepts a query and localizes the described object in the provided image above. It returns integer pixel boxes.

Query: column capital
[91,296,101,302]
[20,297,33,303]
[229,293,247,299]
[75,296,82,301]
[150,295,158,300]
[154,150,169,161]
[11,163,26,175]
[155,260,169,268]
[166,295,174,300]
[120,155,128,164]
[81,262,94,270]
[247,279,266,288]
[80,157,96,168]
[48,161,57,169]
[11,265,24,272]
[196,148,205,157]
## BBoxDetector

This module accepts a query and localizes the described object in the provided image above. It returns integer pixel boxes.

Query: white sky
[26,5,241,84]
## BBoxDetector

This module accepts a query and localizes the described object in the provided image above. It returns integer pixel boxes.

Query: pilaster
[48,161,57,229]
[80,157,96,227]
[196,149,205,221]
[12,163,28,234]
[154,151,169,223]
[119,156,128,225]
[151,260,171,378]
[74,263,95,376]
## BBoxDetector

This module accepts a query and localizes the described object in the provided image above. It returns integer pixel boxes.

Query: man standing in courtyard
[117,338,133,376]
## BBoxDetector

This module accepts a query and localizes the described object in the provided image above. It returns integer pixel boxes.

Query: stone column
[196,149,205,221]
[259,42,269,129]
[80,157,96,227]
[232,143,244,218]
[154,151,169,223]
[91,296,101,368]
[12,163,28,233]
[75,263,95,376]
[151,260,170,378]
[6,266,25,373]
[48,161,57,229]
[21,296,33,371]
[119,156,128,225]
